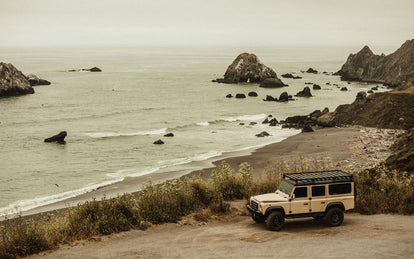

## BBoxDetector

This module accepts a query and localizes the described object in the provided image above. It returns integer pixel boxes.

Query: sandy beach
[22,125,400,217]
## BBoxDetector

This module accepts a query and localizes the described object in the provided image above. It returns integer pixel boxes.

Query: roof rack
[283,170,353,186]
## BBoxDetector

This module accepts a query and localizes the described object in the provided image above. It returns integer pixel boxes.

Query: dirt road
[33,212,414,258]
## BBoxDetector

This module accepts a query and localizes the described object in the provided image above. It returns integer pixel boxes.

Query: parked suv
[247,170,354,231]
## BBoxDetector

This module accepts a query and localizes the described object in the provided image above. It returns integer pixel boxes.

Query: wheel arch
[265,206,286,217]
[326,202,345,212]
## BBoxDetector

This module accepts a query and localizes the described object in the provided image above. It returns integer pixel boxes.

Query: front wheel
[251,213,266,223]
[266,211,285,231]
[324,207,344,227]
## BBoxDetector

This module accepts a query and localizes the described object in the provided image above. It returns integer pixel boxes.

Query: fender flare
[265,206,286,217]
[326,202,345,212]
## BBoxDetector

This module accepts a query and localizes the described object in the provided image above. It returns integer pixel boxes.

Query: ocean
[0,45,386,215]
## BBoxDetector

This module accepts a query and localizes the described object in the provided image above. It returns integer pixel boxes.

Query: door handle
[304,203,308,205]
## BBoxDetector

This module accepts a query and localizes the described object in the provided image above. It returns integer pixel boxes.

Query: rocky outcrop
[68,67,102,72]
[281,73,302,79]
[44,131,67,144]
[248,91,258,97]
[295,87,312,97]
[0,63,34,97]
[213,53,284,84]
[385,128,414,172]
[256,131,270,137]
[235,94,246,99]
[153,139,164,144]
[26,74,51,86]
[335,39,414,87]
[306,68,318,74]
[313,84,321,90]
[259,78,287,88]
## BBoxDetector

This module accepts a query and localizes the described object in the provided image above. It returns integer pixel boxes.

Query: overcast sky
[1,0,413,49]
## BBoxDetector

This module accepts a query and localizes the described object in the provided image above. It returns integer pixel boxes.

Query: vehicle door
[310,185,327,213]
[290,186,310,214]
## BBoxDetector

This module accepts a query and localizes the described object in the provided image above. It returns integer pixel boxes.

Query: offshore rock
[295,87,312,97]
[153,139,164,144]
[26,74,51,86]
[214,53,284,84]
[306,68,318,74]
[281,73,302,79]
[0,63,34,97]
[44,131,67,144]
[259,78,287,88]
[235,93,246,99]
[248,91,258,97]
[278,91,289,102]
[256,131,270,137]
[335,39,414,87]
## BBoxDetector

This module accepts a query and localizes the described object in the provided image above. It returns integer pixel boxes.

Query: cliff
[213,53,284,84]
[335,39,414,87]
[0,63,34,97]
[332,84,414,130]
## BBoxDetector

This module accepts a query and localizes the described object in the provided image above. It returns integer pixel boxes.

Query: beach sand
[22,125,400,217]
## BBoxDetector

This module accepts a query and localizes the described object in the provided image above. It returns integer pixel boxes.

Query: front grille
[251,200,258,211]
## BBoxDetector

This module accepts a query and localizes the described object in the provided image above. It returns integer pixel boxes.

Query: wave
[0,178,123,217]
[196,121,209,126]
[84,128,167,138]
[107,167,160,179]
[221,113,267,122]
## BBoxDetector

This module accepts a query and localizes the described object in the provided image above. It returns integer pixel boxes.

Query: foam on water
[84,128,167,138]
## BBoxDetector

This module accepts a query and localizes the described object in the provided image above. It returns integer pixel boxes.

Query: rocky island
[0,63,34,98]
[213,53,285,86]
[335,39,414,87]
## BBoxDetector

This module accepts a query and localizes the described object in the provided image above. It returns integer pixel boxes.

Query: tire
[324,207,344,227]
[252,213,266,223]
[265,211,285,231]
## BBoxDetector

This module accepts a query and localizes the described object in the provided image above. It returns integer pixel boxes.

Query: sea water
[0,45,385,215]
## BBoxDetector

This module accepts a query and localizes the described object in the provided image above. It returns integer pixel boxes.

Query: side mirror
[291,194,295,200]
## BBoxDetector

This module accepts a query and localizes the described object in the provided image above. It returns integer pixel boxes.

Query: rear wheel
[266,211,285,231]
[324,207,344,227]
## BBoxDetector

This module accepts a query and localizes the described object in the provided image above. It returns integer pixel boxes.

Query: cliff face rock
[214,53,284,84]
[335,39,414,87]
[0,63,34,97]
[332,81,414,129]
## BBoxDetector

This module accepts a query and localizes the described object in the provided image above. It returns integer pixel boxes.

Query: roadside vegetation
[1,159,413,258]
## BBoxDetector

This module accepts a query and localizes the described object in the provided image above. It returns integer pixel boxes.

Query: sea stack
[335,39,414,87]
[213,53,285,84]
[0,63,34,97]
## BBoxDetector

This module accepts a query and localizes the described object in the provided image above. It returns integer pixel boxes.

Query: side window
[329,183,351,195]
[294,187,308,198]
[312,185,325,197]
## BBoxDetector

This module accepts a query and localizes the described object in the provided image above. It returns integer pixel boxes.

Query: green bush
[355,163,414,214]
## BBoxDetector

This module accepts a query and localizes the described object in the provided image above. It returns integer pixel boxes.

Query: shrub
[355,163,414,214]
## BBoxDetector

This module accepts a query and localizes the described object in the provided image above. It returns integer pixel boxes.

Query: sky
[0,0,413,49]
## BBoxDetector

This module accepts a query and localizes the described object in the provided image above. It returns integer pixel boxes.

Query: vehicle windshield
[277,179,294,196]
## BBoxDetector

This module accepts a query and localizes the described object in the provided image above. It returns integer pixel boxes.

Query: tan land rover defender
[247,170,354,231]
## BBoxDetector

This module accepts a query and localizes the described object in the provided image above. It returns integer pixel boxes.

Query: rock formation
[213,53,284,84]
[281,73,302,79]
[26,74,51,86]
[259,78,287,88]
[335,39,414,87]
[68,67,102,72]
[235,93,246,99]
[153,139,164,144]
[295,87,312,97]
[255,131,270,137]
[0,63,34,97]
[248,91,258,97]
[306,68,318,74]
[44,131,67,144]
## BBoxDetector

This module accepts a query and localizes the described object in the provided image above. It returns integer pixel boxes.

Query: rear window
[329,183,351,195]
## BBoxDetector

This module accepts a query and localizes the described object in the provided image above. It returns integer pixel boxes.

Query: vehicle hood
[252,192,288,202]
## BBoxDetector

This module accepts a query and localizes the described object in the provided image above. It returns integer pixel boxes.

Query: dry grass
[1,159,412,258]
